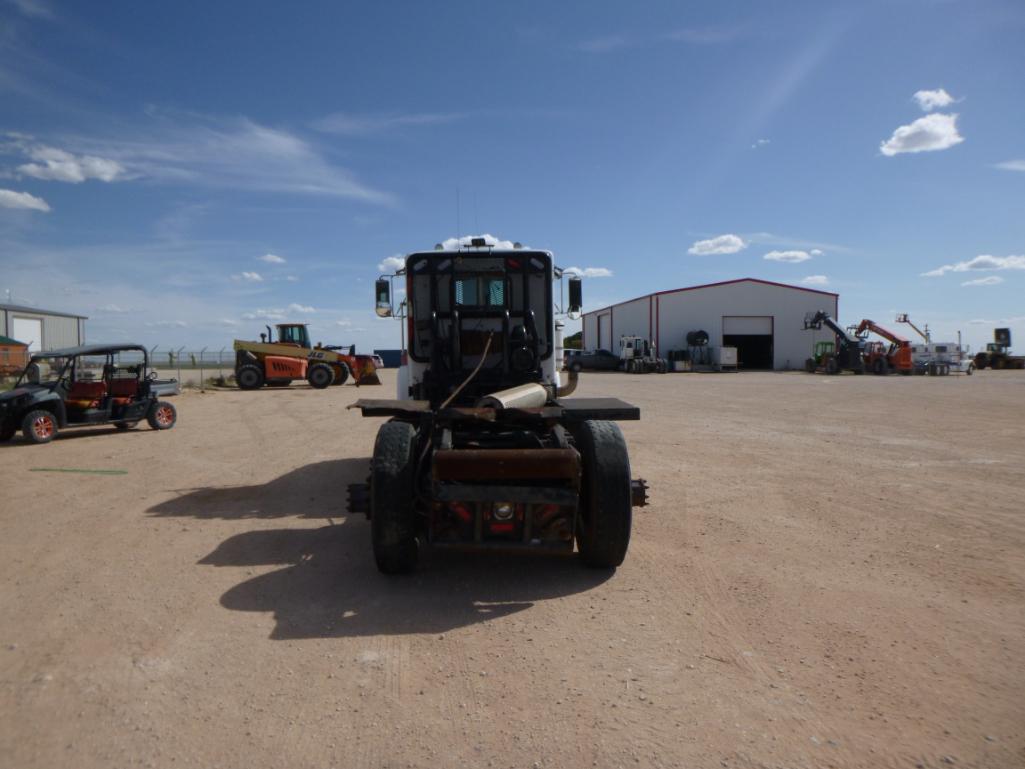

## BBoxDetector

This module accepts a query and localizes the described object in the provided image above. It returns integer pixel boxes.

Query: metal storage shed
[0,303,87,352]
[581,278,839,371]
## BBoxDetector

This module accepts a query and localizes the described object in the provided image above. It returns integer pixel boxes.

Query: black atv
[0,343,179,444]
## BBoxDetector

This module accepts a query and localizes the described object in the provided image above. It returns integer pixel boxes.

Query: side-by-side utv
[346,240,648,573]
[0,344,179,444]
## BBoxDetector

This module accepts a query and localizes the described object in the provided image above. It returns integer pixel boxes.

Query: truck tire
[307,362,334,389]
[237,364,265,390]
[147,401,177,430]
[22,409,58,444]
[371,421,419,574]
[330,364,350,385]
[575,420,632,568]
[973,354,987,370]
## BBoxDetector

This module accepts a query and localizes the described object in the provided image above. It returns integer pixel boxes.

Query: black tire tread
[576,420,632,568]
[371,421,419,574]
[21,408,58,444]
[147,401,177,430]
[236,364,264,390]
[307,362,334,389]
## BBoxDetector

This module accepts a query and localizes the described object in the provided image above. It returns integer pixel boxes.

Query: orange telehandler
[854,319,913,375]
[232,323,381,390]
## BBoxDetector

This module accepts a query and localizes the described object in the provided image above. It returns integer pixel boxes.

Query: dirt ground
[1,370,1023,769]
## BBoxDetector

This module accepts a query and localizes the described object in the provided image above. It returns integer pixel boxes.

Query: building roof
[0,335,28,346]
[0,303,88,319]
[583,277,839,317]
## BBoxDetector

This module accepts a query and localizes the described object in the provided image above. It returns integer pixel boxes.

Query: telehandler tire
[575,420,632,568]
[371,421,419,574]
[236,364,265,390]
[330,364,350,386]
[307,362,334,389]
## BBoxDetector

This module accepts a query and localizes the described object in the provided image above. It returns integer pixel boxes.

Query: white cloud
[923,254,1025,277]
[0,188,50,211]
[41,112,391,203]
[242,309,286,321]
[288,303,315,314]
[285,275,299,282]
[378,255,406,273]
[800,275,829,286]
[438,234,519,251]
[961,276,1004,286]
[312,111,463,135]
[145,320,187,328]
[810,248,823,256]
[258,253,286,264]
[96,303,130,313]
[687,234,746,255]
[913,88,956,111]
[751,138,770,149]
[335,319,352,327]
[564,266,613,278]
[233,271,264,282]
[995,160,1025,172]
[6,0,54,19]
[17,145,125,183]
[880,113,964,156]
[219,318,239,326]
[764,249,812,263]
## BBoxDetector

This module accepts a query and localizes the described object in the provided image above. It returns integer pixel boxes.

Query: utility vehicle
[0,343,179,444]
[346,239,648,573]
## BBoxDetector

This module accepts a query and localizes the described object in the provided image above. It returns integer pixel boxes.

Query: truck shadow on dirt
[148,458,612,637]
[147,458,369,519]
[202,525,611,639]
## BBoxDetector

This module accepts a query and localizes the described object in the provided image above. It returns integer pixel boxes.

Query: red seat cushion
[109,378,138,397]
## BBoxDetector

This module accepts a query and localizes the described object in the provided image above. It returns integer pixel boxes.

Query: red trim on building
[585,277,839,317]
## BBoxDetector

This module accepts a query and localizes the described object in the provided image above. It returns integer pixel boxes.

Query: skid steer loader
[346,239,648,573]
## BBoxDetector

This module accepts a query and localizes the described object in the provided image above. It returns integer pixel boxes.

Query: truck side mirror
[375,279,392,318]
[568,277,582,320]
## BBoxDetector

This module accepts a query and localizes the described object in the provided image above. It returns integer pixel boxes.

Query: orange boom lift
[854,319,913,375]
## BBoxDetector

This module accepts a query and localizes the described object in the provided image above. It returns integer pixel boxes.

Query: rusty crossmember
[432,447,580,482]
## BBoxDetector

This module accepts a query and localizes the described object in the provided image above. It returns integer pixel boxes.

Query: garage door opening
[722,316,773,370]
[723,334,774,369]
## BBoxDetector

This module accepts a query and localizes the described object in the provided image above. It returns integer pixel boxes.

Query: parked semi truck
[346,239,648,573]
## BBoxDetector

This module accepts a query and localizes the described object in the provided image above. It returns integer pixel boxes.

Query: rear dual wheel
[371,421,419,574]
[575,420,632,569]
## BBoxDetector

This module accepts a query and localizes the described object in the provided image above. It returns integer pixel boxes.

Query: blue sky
[1,0,1023,352]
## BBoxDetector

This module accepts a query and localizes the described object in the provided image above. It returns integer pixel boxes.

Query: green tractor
[805,340,836,373]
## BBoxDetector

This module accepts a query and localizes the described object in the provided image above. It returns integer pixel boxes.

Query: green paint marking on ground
[29,468,128,476]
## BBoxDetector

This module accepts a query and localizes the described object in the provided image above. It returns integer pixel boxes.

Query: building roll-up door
[723,316,772,335]
[12,317,43,352]
[722,315,773,370]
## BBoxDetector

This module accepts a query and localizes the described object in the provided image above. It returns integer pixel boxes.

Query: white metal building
[0,303,87,352]
[582,278,839,370]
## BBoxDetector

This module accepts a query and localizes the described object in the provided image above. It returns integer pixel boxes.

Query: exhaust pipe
[476,383,549,410]
[556,369,578,398]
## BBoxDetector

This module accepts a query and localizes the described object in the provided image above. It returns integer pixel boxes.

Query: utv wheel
[330,364,350,386]
[114,421,139,430]
[147,401,177,430]
[371,421,419,574]
[22,409,58,444]
[236,364,265,390]
[575,420,632,568]
[307,362,334,389]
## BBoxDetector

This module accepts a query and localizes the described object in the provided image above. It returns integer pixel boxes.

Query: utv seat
[66,380,107,410]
